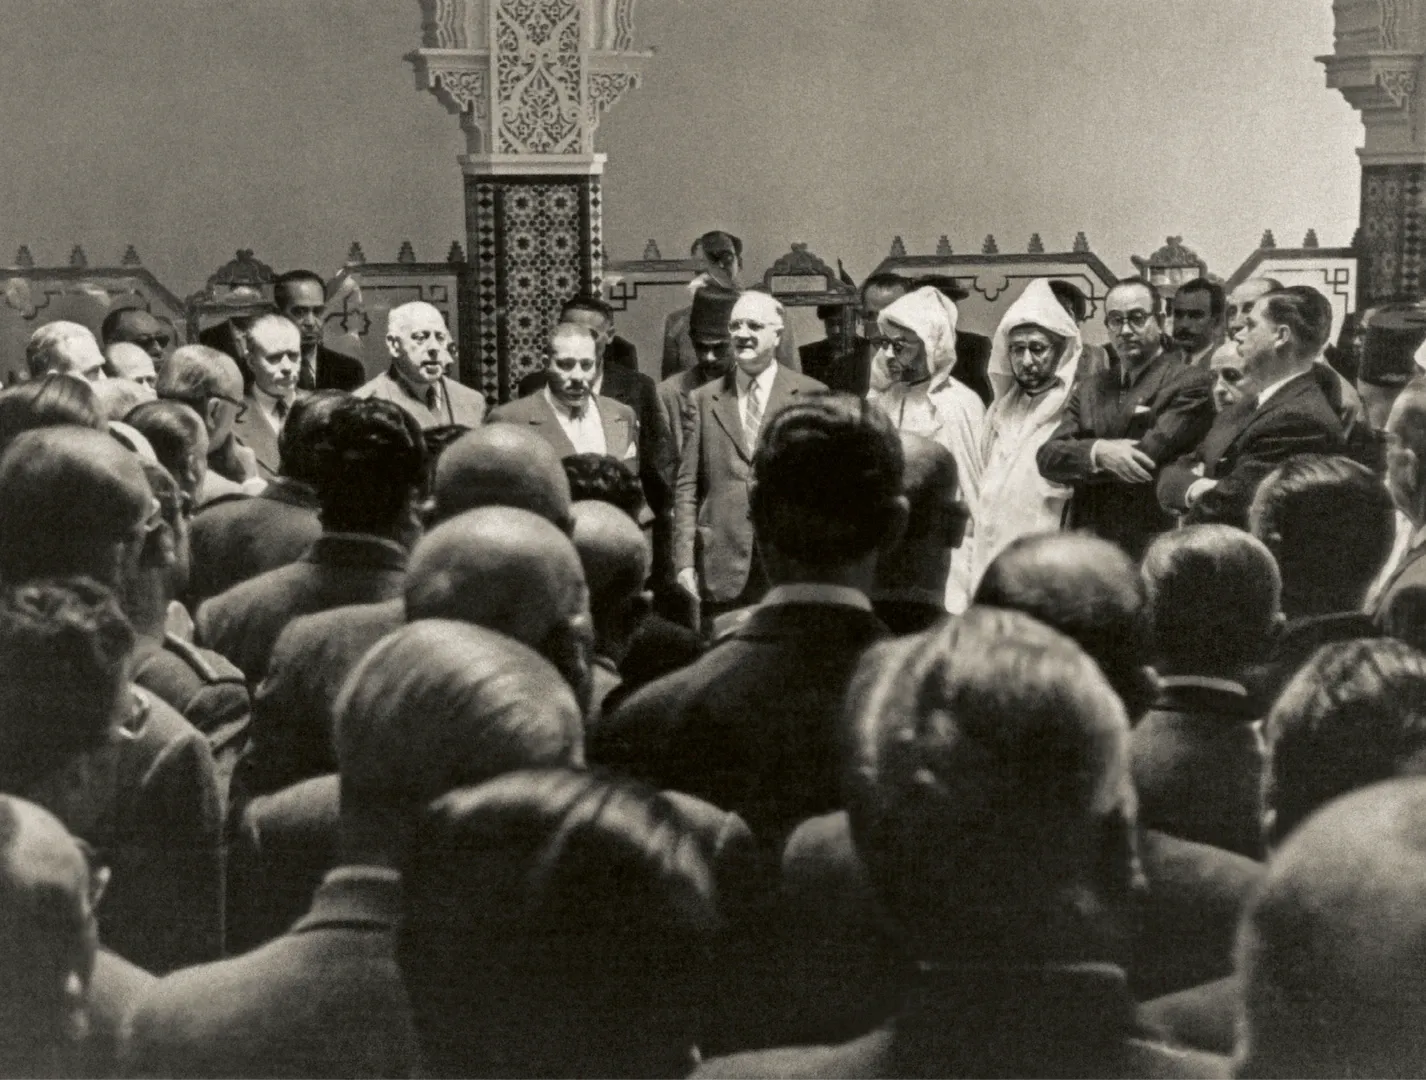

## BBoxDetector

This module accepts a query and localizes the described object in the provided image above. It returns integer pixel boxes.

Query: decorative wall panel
[1360,163,1426,305]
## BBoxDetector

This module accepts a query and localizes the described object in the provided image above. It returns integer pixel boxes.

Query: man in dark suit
[1134,525,1280,859]
[273,268,367,391]
[1038,278,1215,559]
[187,391,344,606]
[671,291,828,626]
[595,392,906,849]
[658,283,739,460]
[696,607,1226,1080]
[871,433,966,634]
[1372,380,1426,619]
[1158,286,1347,528]
[569,500,650,728]
[799,303,854,386]
[124,625,583,1080]
[196,397,426,689]
[1247,454,1394,710]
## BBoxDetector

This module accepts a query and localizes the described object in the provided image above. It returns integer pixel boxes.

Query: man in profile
[156,344,263,499]
[26,321,107,382]
[356,301,486,428]
[272,269,365,391]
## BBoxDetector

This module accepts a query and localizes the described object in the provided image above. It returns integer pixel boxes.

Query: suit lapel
[765,366,798,423]
[1215,374,1316,470]
[532,393,578,459]
[711,374,751,462]
[599,399,632,460]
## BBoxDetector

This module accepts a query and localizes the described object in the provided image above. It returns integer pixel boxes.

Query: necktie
[426,382,444,418]
[274,397,289,426]
[744,379,763,447]
[298,357,316,391]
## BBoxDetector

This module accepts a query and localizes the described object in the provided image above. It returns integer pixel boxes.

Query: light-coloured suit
[658,368,712,459]
[232,393,284,479]
[354,367,487,429]
[673,366,826,603]
[486,391,640,472]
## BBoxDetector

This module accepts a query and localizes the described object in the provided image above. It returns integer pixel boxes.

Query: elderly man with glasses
[156,344,265,506]
[1037,277,1215,559]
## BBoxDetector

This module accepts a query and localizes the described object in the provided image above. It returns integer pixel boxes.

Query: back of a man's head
[123,400,208,501]
[1140,524,1281,678]
[155,344,242,404]
[1238,777,1426,1078]
[570,500,649,659]
[844,606,1137,958]
[875,432,963,593]
[0,427,152,586]
[334,620,583,818]
[1249,454,1395,617]
[751,392,906,577]
[26,322,102,381]
[277,389,346,485]
[0,579,133,793]
[90,379,148,424]
[1263,637,1426,849]
[311,397,426,536]
[974,532,1152,718]
[0,794,101,1077]
[562,453,644,522]
[432,425,573,531]
[0,376,102,454]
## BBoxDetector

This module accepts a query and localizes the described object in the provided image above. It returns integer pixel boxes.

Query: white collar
[761,583,872,612]
[322,865,402,888]
[1410,522,1426,553]
[543,384,599,422]
[1155,674,1249,697]
[1253,368,1309,408]
[736,361,778,398]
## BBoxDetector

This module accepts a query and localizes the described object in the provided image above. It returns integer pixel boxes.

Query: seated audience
[0,431,223,973]
[184,390,342,606]
[26,321,107,382]
[196,396,426,689]
[1135,525,1280,858]
[0,374,104,450]
[103,342,159,391]
[123,623,584,1079]
[697,607,1223,1079]
[871,432,967,634]
[155,344,262,502]
[1247,453,1394,708]
[401,769,729,1078]
[570,499,651,726]
[1235,778,1426,1078]
[596,392,906,849]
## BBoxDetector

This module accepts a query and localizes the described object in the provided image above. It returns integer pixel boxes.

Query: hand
[1095,440,1156,484]
[677,568,699,598]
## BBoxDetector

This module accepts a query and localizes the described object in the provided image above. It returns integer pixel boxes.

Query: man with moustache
[356,301,486,429]
[673,290,825,627]
[658,285,739,459]
[1171,278,1226,369]
[234,314,301,479]
[273,270,366,392]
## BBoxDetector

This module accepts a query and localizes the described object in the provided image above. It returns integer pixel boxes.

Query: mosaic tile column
[1359,163,1426,305]
[411,0,649,402]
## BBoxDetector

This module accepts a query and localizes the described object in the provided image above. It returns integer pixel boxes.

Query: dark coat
[1247,611,1381,714]
[1038,350,1214,559]
[1130,679,1264,859]
[603,333,639,373]
[195,534,407,690]
[1371,539,1426,622]
[603,612,705,714]
[304,344,366,392]
[592,601,886,848]
[124,868,416,1079]
[672,368,826,603]
[1141,976,1238,1059]
[1157,372,1346,528]
[187,477,322,607]
[872,595,948,636]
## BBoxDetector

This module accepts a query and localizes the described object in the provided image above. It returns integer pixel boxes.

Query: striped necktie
[744,378,763,447]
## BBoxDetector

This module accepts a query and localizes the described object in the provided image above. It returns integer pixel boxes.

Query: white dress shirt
[544,386,607,455]
[1253,368,1310,408]
[736,361,779,436]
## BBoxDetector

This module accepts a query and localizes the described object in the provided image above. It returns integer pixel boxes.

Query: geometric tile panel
[1360,163,1426,307]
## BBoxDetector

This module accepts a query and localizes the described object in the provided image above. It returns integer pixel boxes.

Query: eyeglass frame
[1104,309,1157,333]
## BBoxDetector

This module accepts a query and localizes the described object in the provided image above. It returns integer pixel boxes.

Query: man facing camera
[356,301,486,429]
[272,269,365,392]
[233,314,301,479]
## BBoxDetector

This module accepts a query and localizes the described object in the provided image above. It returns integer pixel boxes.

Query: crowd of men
[4,234,1426,1078]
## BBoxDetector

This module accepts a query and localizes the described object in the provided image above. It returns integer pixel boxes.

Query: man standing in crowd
[101,306,171,366]
[356,301,486,428]
[1037,278,1214,559]
[233,313,301,479]
[104,343,158,391]
[1158,285,1346,527]
[1372,380,1426,618]
[1171,277,1227,369]
[155,344,263,501]
[672,291,826,628]
[26,322,107,382]
[658,284,739,458]
[272,269,366,392]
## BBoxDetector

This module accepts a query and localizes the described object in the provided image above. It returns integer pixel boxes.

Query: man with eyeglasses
[156,344,264,506]
[101,306,171,366]
[1038,277,1214,559]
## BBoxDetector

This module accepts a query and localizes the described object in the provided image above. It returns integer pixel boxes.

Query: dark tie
[426,383,443,416]
[298,357,316,391]
[274,397,289,426]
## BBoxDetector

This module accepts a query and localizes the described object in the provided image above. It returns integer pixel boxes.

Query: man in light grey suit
[673,291,826,627]
[355,301,486,429]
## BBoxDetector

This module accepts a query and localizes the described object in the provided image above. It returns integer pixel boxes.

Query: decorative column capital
[1320,0,1426,164]
[410,0,651,173]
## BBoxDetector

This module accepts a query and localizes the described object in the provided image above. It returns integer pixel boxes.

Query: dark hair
[1048,280,1088,323]
[400,768,722,1078]
[139,461,184,533]
[1383,585,1426,654]
[899,434,960,543]
[1140,525,1281,678]
[0,377,103,452]
[123,401,205,495]
[562,453,644,522]
[815,303,843,322]
[272,269,327,308]
[691,230,742,263]
[1108,277,1163,316]
[99,304,149,346]
[310,397,426,533]
[1264,638,1426,847]
[559,294,614,324]
[1174,277,1226,319]
[0,578,134,791]
[278,389,347,484]
[912,275,969,302]
[860,272,912,302]
[1249,454,1395,614]
[751,392,903,569]
[974,532,1153,719]
[1260,286,1334,355]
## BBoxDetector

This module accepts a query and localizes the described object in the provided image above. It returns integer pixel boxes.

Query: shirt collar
[543,384,596,421]
[322,865,401,888]
[1155,674,1249,697]
[736,361,778,397]
[761,583,872,612]
[1253,369,1309,408]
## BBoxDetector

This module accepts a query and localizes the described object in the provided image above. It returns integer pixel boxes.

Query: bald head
[156,344,244,403]
[0,426,152,586]
[571,500,650,659]
[1238,778,1426,1077]
[431,425,573,531]
[103,343,158,390]
[730,291,785,376]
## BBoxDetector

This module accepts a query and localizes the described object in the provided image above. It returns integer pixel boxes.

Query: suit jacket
[673,366,827,603]
[1038,350,1214,559]
[187,477,322,606]
[1371,536,1426,622]
[825,332,994,405]
[1141,977,1238,1059]
[354,368,487,429]
[603,612,705,715]
[232,392,285,479]
[1130,679,1264,859]
[124,868,416,1079]
[604,333,639,373]
[1157,371,1346,528]
[195,533,407,690]
[871,594,947,636]
[304,344,366,392]
[1247,611,1381,714]
[593,601,886,848]
[242,599,402,801]
[799,337,844,388]
[487,389,641,473]
[658,367,714,459]
[694,963,1228,1079]
[664,306,800,379]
